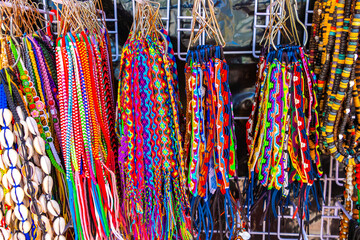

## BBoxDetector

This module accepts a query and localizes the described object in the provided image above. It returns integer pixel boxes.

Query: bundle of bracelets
[184,0,248,239]
[184,45,248,240]
[0,0,126,239]
[116,1,190,239]
[56,28,122,240]
[246,44,322,229]
[245,0,324,235]
[309,0,360,237]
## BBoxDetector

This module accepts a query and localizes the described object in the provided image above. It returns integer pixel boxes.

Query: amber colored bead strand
[340,206,351,239]
[353,164,360,223]
[319,0,347,153]
[340,164,354,239]
[317,10,337,107]
[309,0,322,67]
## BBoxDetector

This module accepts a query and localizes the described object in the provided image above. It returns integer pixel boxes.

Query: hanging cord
[188,0,226,51]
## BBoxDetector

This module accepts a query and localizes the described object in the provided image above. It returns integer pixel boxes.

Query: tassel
[74,172,90,240]
[67,177,79,240]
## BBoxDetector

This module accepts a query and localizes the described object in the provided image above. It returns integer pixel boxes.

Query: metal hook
[157,28,168,54]
[268,0,284,51]
[293,0,308,46]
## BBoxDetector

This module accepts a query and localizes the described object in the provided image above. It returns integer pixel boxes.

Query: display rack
[41,0,348,238]
[173,1,346,239]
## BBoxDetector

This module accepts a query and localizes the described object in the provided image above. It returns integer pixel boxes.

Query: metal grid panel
[39,0,348,238]
[245,156,345,239]
[173,0,347,239]
[41,0,120,61]
[176,0,263,60]
[176,0,312,60]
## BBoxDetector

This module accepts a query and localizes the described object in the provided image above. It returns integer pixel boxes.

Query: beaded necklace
[321,0,360,165]
[309,0,321,66]
[311,1,360,237]
[0,73,38,239]
[0,65,68,239]
[11,38,64,174]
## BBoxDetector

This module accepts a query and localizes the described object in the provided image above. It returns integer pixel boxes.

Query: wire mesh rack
[40,0,121,61]
[40,0,348,238]
[246,155,345,239]
[175,0,312,60]
[173,0,347,239]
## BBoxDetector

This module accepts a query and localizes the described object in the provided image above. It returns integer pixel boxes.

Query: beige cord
[188,0,226,51]
[261,0,307,50]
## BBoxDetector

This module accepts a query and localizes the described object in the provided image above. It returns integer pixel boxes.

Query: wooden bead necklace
[310,0,360,238]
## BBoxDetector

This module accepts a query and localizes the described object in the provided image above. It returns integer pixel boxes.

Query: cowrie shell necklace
[27,114,66,239]
[0,108,31,235]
